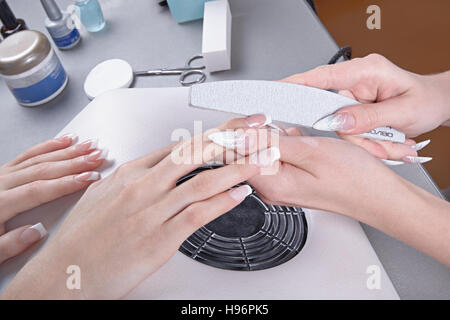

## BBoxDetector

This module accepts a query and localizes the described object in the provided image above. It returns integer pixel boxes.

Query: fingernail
[75,171,101,181]
[205,159,225,166]
[208,131,249,149]
[76,138,99,152]
[411,139,431,151]
[245,114,272,128]
[402,156,433,164]
[250,147,281,167]
[229,185,253,201]
[21,223,47,245]
[380,159,405,166]
[313,113,355,131]
[86,149,108,162]
[57,133,78,144]
[267,123,287,134]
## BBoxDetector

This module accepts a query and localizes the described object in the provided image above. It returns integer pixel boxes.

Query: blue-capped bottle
[40,0,81,50]
[75,0,106,32]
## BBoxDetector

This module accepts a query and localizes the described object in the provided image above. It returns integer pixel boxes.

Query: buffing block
[202,0,232,72]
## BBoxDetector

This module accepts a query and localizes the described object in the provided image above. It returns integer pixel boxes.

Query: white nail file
[189,80,406,143]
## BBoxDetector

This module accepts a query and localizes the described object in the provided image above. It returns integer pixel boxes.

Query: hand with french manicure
[211,114,450,267]
[282,53,450,164]
[0,135,107,265]
[2,129,279,299]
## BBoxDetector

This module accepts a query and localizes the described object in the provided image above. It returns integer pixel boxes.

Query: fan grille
[177,166,308,271]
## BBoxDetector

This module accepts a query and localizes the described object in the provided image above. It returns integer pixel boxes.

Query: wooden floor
[315,0,450,189]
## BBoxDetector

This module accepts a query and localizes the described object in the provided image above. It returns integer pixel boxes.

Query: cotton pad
[84,59,134,99]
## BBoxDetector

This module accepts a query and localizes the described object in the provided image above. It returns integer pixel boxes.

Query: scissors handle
[180,70,206,86]
[134,55,207,86]
[186,55,206,70]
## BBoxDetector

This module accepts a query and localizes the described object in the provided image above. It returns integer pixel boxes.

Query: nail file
[189,80,406,143]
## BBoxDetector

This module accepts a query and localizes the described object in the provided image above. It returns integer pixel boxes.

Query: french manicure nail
[250,147,281,167]
[380,159,405,166]
[313,113,355,131]
[205,159,225,166]
[208,131,248,149]
[411,139,431,151]
[58,133,78,143]
[21,223,47,245]
[267,123,287,134]
[75,171,101,182]
[402,156,433,164]
[229,185,253,201]
[76,138,99,152]
[86,149,108,162]
[245,114,272,128]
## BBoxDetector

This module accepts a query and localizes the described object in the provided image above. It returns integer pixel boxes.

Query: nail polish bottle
[40,0,81,50]
[75,0,105,32]
[0,0,28,39]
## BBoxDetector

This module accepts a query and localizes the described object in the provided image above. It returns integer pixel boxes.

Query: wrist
[422,71,450,123]
[341,164,435,234]
[2,245,85,300]
[339,164,411,223]
[346,170,450,266]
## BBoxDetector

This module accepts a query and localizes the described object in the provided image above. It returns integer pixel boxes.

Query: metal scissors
[134,55,207,86]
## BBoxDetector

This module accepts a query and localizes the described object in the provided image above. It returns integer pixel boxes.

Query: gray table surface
[0,0,448,299]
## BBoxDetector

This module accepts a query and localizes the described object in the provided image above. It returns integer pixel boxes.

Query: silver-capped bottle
[0,30,68,106]
[41,0,81,50]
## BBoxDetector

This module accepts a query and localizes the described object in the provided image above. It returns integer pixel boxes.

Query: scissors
[134,55,207,86]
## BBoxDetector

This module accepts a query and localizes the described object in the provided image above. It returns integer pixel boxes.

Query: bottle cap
[0,30,51,76]
[40,0,63,21]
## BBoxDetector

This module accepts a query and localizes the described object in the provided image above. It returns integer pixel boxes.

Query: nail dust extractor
[177,166,308,271]
[0,87,400,299]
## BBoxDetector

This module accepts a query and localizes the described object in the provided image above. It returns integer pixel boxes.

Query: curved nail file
[189,80,406,143]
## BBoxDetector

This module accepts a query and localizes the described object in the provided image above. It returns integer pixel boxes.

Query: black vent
[177,166,308,271]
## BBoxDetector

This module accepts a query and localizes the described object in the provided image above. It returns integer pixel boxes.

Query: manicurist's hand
[213,115,450,267]
[283,53,450,162]
[2,121,279,300]
[0,135,106,265]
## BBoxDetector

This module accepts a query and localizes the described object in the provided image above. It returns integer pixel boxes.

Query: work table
[0,0,448,299]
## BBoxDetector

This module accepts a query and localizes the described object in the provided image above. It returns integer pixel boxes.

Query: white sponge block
[202,0,232,72]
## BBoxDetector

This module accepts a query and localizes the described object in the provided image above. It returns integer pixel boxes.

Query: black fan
[177,166,308,271]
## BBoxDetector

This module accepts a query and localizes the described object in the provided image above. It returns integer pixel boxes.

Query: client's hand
[213,115,450,267]
[2,125,278,299]
[0,135,105,264]
[213,116,397,216]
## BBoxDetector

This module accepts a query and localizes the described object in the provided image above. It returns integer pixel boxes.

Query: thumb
[0,223,48,264]
[313,96,407,135]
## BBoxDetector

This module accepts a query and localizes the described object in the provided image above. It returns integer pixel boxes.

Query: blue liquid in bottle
[75,0,105,32]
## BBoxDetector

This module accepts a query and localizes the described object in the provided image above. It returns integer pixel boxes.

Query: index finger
[5,135,76,167]
[281,57,369,91]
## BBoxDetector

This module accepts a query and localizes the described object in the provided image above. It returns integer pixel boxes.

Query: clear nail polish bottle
[75,0,106,32]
